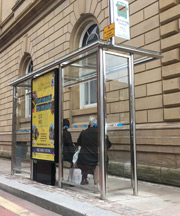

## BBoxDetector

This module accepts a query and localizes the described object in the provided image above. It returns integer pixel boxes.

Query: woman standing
[63,119,75,167]
[77,116,111,185]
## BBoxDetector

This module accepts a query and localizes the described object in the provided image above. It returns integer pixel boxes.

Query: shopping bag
[72,146,81,165]
[68,168,82,184]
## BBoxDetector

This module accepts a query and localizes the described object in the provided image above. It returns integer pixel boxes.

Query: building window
[80,24,99,109]
[26,60,33,74]
[25,60,33,118]
[81,24,99,47]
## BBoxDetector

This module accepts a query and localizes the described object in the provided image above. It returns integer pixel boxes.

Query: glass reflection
[62,53,98,191]
[105,52,131,194]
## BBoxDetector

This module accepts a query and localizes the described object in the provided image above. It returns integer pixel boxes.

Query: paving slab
[0,158,180,216]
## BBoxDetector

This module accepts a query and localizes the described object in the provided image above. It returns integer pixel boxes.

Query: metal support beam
[11,86,16,175]
[109,0,115,46]
[58,65,63,188]
[98,48,106,199]
[129,53,138,195]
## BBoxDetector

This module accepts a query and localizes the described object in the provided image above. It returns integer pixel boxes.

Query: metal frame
[98,48,106,199]
[58,65,63,188]
[129,54,138,195]
[11,86,16,175]
[109,0,115,46]
[9,40,162,199]
[59,51,100,192]
[9,41,161,87]
[103,50,134,197]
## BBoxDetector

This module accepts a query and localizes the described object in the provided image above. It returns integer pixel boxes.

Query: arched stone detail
[19,53,33,77]
[69,14,99,52]
[18,34,34,77]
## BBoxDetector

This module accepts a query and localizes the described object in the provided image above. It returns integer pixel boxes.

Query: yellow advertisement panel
[31,71,56,161]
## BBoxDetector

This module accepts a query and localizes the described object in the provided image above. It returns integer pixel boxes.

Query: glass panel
[14,80,31,176]
[82,24,99,47]
[105,52,131,196]
[63,54,97,87]
[90,80,97,104]
[64,54,97,109]
[62,53,99,192]
[84,82,88,105]
[61,47,98,68]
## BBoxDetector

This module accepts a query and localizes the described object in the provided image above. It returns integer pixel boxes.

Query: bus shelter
[9,40,162,199]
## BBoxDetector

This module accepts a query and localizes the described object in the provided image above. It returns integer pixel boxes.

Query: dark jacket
[63,128,75,163]
[77,127,111,166]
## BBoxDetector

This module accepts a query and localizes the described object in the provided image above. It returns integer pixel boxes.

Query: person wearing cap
[77,116,111,185]
[63,119,75,166]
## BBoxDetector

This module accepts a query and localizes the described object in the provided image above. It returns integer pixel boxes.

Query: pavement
[0,158,180,216]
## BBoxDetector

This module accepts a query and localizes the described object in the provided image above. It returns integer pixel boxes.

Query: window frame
[25,59,33,118]
[79,22,99,109]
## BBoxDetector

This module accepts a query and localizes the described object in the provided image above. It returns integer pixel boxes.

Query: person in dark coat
[63,119,75,166]
[77,116,111,185]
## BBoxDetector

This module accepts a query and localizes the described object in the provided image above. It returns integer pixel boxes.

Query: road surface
[0,189,61,216]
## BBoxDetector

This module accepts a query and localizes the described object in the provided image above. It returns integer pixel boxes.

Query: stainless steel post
[30,85,33,180]
[129,53,138,195]
[58,65,63,188]
[11,86,16,175]
[98,48,106,199]
[109,0,115,45]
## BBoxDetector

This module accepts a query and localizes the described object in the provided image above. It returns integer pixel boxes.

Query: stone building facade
[0,0,180,186]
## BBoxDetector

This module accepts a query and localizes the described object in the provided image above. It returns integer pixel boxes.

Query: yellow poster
[31,71,56,161]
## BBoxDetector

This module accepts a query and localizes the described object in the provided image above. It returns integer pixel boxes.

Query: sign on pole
[110,0,130,41]
[104,23,115,40]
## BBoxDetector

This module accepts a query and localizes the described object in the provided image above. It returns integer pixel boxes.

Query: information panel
[112,0,130,40]
[31,69,58,162]
[104,23,115,40]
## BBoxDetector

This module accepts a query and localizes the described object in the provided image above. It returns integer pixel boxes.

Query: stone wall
[1,0,16,22]
[160,0,180,120]
[0,0,109,156]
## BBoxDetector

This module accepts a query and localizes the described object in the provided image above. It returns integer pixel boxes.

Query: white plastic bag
[72,146,81,165]
[68,168,82,184]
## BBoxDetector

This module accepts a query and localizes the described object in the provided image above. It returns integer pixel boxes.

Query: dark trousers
[78,165,96,181]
